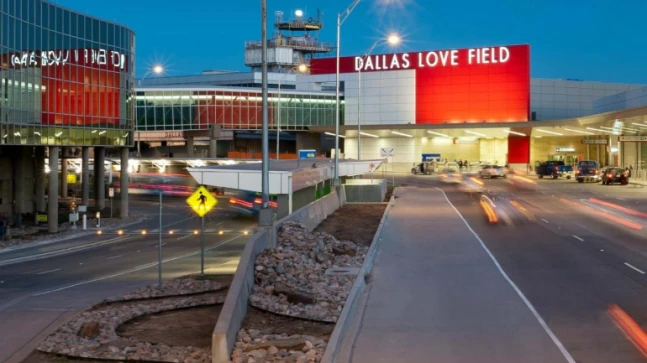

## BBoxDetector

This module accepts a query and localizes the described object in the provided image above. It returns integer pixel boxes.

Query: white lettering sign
[10,49,126,70]
[354,46,511,72]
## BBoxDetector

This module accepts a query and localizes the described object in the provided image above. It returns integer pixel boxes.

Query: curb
[320,192,397,363]
[0,217,146,257]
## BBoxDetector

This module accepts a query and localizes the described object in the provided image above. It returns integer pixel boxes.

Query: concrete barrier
[320,194,396,363]
[344,179,387,203]
[212,190,343,363]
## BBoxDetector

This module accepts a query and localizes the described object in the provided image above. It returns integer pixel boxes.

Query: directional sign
[380,147,395,157]
[186,185,218,217]
[298,149,317,159]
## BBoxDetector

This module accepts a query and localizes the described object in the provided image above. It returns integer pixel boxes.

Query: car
[601,167,629,185]
[576,160,601,183]
[479,165,507,178]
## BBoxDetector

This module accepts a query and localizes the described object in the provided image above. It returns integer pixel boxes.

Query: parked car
[535,160,573,179]
[601,167,629,185]
[479,165,507,178]
[576,160,601,183]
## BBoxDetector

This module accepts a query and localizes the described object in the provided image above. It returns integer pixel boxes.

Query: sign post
[380,148,396,186]
[186,185,218,277]
[108,188,114,219]
[158,191,163,287]
[297,149,316,168]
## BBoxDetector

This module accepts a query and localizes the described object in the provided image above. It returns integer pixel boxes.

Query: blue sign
[298,149,317,159]
[422,153,441,161]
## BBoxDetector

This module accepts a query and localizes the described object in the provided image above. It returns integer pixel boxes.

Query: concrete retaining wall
[212,190,343,363]
[343,179,387,203]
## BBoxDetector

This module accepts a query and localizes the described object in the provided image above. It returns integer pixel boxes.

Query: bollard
[83,214,87,230]
[96,212,101,228]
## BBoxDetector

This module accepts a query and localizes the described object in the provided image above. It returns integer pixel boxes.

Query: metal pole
[200,216,205,277]
[261,0,270,209]
[357,69,361,160]
[110,197,113,219]
[158,191,162,288]
[333,13,341,186]
[277,78,281,160]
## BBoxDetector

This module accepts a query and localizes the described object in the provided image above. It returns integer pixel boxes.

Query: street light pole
[259,0,271,226]
[277,77,282,160]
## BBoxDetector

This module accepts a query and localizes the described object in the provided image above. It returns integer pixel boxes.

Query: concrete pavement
[341,186,572,363]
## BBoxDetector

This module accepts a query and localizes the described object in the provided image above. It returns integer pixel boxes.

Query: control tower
[245,9,333,73]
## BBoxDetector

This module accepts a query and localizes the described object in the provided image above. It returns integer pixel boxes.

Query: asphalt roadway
[0,196,255,363]
[390,172,647,362]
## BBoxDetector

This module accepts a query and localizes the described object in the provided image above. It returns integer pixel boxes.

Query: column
[60,151,68,198]
[209,139,217,158]
[13,147,26,227]
[82,146,90,206]
[94,147,105,210]
[187,137,195,158]
[48,146,59,233]
[35,146,46,212]
[120,147,129,218]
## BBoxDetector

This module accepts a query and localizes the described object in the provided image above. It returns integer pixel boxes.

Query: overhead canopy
[187,159,382,194]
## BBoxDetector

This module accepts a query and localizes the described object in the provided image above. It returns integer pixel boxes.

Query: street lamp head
[295,9,304,17]
[387,33,401,46]
[297,63,308,73]
[152,65,164,74]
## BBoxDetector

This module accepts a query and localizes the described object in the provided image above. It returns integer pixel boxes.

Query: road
[396,172,647,362]
[0,196,254,363]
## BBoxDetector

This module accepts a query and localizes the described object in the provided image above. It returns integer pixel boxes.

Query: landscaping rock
[77,321,100,339]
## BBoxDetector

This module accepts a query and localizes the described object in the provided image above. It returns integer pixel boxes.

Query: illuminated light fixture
[563,127,594,135]
[536,129,563,136]
[465,130,487,137]
[243,230,249,235]
[34,131,41,136]
[169,230,174,235]
[586,127,619,135]
[194,230,199,235]
[219,230,224,235]
[98,131,106,135]
[534,136,543,138]
[503,130,526,137]
[54,132,63,137]
[152,65,164,74]
[123,132,129,137]
[458,137,477,141]
[325,132,345,138]
[600,125,638,133]
[141,230,147,235]
[611,147,619,153]
[13,132,21,136]
[295,9,304,17]
[91,130,97,134]
[359,132,379,138]
[2,134,7,138]
[631,123,647,128]
[391,131,413,138]
[427,130,450,137]
[118,230,124,235]
[97,230,103,235]
[387,33,402,46]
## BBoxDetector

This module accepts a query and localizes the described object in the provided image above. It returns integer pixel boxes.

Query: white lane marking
[154,243,167,248]
[176,234,194,241]
[105,255,123,260]
[572,235,584,242]
[541,218,550,223]
[624,262,646,275]
[617,198,626,201]
[37,268,61,275]
[31,234,245,297]
[435,187,576,363]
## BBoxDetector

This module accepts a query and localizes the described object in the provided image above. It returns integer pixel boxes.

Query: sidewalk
[339,187,571,363]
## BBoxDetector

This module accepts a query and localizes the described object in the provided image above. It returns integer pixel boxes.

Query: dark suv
[576,160,600,183]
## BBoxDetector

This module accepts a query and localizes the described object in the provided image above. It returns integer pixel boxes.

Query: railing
[245,39,334,51]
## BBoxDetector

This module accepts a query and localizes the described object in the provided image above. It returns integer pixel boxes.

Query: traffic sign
[187,185,218,217]
[380,147,395,157]
[369,162,375,171]
[298,149,317,159]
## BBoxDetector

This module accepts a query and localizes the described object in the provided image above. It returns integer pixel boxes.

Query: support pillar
[209,139,217,158]
[94,147,105,210]
[35,146,46,212]
[48,146,59,233]
[186,137,195,158]
[82,147,90,206]
[120,147,129,218]
[13,147,26,227]
[60,152,68,198]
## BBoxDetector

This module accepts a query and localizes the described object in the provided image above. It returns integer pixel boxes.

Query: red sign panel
[310,44,530,124]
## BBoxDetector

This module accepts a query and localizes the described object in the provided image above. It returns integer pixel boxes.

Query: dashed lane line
[572,235,584,242]
[36,268,61,275]
[624,262,646,275]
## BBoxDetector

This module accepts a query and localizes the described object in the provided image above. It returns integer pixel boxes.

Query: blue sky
[58,0,647,84]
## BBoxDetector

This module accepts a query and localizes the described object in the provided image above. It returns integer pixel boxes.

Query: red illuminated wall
[507,136,530,163]
[193,91,275,129]
[310,44,530,124]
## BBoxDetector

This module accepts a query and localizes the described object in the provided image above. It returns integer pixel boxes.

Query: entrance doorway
[549,154,579,166]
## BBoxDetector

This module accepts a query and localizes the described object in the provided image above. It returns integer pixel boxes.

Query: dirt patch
[242,306,334,339]
[314,204,386,246]
[116,304,223,349]
[21,351,104,363]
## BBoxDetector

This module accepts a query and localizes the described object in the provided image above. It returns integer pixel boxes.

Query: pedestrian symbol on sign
[370,163,375,171]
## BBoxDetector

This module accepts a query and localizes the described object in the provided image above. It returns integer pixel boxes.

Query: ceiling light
[631,123,647,128]
[359,132,378,138]
[536,129,563,136]
[91,130,97,134]
[465,130,487,137]
[563,128,594,135]
[34,131,41,136]
[600,125,638,133]
[98,131,106,135]
[325,132,345,138]
[55,132,62,137]
[427,130,450,137]
[504,130,526,136]
[586,127,619,135]
[391,131,413,138]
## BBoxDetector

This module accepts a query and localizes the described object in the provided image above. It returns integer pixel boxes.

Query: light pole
[357,33,401,160]
[137,65,164,157]
[277,63,308,159]
[334,0,362,186]
[259,0,272,226]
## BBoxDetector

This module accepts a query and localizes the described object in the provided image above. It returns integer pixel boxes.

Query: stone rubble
[0,213,146,250]
[103,277,225,302]
[230,329,326,363]
[37,276,226,363]
[249,221,367,323]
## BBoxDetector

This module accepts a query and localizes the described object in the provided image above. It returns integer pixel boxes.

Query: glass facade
[135,88,344,131]
[0,0,135,146]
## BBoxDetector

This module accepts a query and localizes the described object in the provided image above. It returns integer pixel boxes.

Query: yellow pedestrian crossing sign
[187,186,218,217]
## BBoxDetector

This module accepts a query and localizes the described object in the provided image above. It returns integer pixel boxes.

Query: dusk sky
[59,0,647,84]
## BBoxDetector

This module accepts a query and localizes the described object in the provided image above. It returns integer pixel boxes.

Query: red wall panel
[507,136,530,164]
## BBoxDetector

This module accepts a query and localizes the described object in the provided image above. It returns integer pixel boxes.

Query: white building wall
[593,86,647,114]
